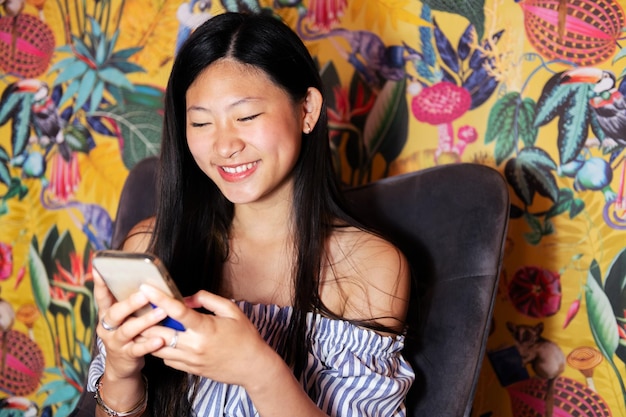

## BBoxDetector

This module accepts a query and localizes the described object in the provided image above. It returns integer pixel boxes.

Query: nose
[213,126,245,159]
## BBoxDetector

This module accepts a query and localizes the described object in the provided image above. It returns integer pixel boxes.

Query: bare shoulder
[323,226,411,334]
[120,217,155,252]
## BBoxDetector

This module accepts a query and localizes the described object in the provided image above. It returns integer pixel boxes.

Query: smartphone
[92,250,185,331]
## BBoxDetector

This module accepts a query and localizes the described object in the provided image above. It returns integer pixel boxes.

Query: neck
[231,198,293,242]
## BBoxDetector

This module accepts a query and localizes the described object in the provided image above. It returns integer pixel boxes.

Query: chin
[221,191,259,205]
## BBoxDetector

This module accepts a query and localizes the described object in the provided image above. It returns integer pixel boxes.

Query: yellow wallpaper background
[1,0,626,416]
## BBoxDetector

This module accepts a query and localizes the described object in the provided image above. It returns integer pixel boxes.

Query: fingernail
[139,284,155,295]
[131,292,148,303]
[152,307,166,320]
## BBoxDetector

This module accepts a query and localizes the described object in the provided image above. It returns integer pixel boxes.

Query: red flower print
[562,296,581,328]
[327,84,375,143]
[508,265,562,318]
[50,252,93,301]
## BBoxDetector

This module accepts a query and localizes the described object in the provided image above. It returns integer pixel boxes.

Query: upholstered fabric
[109,156,159,250]
[344,163,509,417]
[70,158,509,417]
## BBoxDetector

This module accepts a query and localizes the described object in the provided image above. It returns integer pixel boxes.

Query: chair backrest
[343,163,510,417]
[72,158,509,417]
[110,156,159,250]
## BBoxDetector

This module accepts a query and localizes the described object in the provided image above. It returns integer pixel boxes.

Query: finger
[92,270,115,311]
[109,291,152,322]
[141,327,184,355]
[139,284,192,326]
[183,295,200,309]
[93,272,152,327]
[130,334,166,357]
[117,306,169,338]
[186,290,240,318]
[97,311,170,358]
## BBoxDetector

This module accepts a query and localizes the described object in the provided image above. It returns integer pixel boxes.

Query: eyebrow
[186,97,263,113]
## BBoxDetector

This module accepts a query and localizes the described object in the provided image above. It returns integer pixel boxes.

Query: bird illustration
[560,67,626,152]
[14,79,71,160]
[0,79,71,164]
[220,0,279,16]
[0,397,51,417]
[220,0,261,13]
[175,0,211,54]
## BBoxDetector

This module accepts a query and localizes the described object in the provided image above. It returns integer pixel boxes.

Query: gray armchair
[71,158,510,417]
[344,163,509,416]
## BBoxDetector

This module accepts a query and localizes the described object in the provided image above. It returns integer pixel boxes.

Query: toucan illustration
[560,67,626,152]
[11,79,71,160]
[0,397,52,417]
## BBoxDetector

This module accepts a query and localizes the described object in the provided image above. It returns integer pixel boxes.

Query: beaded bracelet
[94,374,148,417]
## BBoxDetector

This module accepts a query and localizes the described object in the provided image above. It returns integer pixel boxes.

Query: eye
[238,113,261,122]
[190,122,211,128]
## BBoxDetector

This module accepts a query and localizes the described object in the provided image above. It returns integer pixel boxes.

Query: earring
[304,123,311,134]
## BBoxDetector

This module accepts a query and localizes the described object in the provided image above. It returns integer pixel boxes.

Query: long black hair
[145,12,386,415]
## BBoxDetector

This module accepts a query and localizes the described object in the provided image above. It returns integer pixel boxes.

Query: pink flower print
[411,82,471,162]
[48,151,81,203]
[454,125,478,156]
[0,243,13,281]
[307,0,347,31]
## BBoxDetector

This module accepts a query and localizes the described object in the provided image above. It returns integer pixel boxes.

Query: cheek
[186,139,214,176]
[186,134,209,159]
[263,117,302,154]
[186,142,200,162]
[259,126,300,156]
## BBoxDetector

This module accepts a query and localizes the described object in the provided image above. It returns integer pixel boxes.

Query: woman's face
[185,59,305,205]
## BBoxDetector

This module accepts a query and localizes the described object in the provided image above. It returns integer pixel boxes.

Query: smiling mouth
[221,161,258,174]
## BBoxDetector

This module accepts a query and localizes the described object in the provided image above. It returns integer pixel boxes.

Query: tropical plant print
[2,0,626,416]
[28,227,95,415]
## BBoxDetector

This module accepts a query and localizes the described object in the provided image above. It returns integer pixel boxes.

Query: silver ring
[168,331,179,349]
[101,317,119,332]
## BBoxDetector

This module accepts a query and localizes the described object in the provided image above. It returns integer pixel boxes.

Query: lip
[218,161,259,181]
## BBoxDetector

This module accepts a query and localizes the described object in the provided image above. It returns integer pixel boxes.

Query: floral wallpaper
[1,0,626,416]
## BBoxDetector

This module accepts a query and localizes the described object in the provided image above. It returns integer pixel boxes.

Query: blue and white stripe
[88,301,415,416]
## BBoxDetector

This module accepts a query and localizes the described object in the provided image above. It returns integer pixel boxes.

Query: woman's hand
[93,270,168,380]
[139,284,279,388]
[139,284,330,416]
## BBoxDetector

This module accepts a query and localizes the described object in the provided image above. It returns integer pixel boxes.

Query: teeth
[222,162,256,174]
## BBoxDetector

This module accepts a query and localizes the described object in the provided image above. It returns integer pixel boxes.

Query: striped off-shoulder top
[88,300,415,416]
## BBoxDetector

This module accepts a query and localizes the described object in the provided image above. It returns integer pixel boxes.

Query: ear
[301,87,323,134]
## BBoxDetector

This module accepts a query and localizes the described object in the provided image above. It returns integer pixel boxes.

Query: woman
[89,12,414,417]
